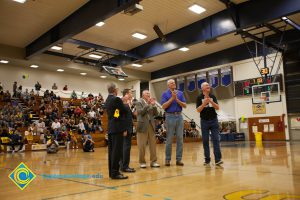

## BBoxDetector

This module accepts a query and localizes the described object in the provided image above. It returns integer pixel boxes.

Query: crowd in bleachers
[0,81,105,154]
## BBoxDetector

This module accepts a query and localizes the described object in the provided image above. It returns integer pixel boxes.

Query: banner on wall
[197,72,207,90]
[187,75,196,92]
[208,70,219,89]
[252,103,266,114]
[176,77,185,92]
[221,67,232,87]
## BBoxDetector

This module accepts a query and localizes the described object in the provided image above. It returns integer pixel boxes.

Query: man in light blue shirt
[161,79,186,166]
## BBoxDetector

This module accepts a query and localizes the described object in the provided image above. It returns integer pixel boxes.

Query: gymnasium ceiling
[0,0,299,80]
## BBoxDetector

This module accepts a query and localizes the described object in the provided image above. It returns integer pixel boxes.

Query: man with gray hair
[196,82,223,166]
[105,83,128,179]
[136,90,160,168]
[161,79,186,166]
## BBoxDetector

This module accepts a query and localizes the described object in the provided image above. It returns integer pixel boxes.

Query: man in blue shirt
[161,79,186,166]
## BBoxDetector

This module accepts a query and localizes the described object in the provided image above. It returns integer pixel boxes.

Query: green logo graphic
[8,162,36,190]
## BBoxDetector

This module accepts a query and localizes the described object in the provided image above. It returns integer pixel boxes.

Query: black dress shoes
[121,167,136,173]
[111,174,128,180]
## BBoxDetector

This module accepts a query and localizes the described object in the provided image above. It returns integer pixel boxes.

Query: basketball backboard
[252,82,281,104]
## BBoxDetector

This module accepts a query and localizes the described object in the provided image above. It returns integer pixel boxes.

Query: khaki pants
[137,127,157,164]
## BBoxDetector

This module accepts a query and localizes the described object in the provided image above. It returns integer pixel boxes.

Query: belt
[166,112,181,115]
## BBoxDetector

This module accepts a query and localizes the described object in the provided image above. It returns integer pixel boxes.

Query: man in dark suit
[120,89,136,173]
[105,83,128,180]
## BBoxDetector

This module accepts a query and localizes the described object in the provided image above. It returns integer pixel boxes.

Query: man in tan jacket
[136,90,160,168]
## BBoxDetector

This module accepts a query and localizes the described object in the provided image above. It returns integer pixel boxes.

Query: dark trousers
[201,118,222,163]
[108,133,123,178]
[10,142,24,151]
[120,130,132,169]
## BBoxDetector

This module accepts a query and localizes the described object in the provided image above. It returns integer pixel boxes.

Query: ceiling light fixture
[188,4,206,14]
[57,69,64,72]
[132,32,147,40]
[51,46,62,51]
[89,54,102,59]
[80,73,87,76]
[13,0,26,3]
[132,63,142,67]
[118,78,125,81]
[100,75,107,78]
[30,65,39,68]
[95,21,105,27]
[179,47,189,52]
[0,60,9,64]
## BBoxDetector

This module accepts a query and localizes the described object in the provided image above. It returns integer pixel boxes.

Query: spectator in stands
[44,90,50,98]
[16,85,22,98]
[78,119,85,135]
[45,104,52,118]
[51,119,61,139]
[71,90,77,99]
[39,102,46,115]
[73,106,81,116]
[23,89,30,101]
[47,136,59,154]
[37,118,45,134]
[8,128,24,153]
[52,83,58,90]
[82,131,95,152]
[13,81,17,97]
[0,82,3,95]
[3,90,11,102]
[68,130,78,149]
[63,85,68,91]
[35,81,41,92]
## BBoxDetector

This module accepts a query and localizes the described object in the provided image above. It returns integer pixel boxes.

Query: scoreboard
[234,74,283,96]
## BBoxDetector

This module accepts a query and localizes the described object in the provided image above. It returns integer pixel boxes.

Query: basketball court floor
[1,142,299,200]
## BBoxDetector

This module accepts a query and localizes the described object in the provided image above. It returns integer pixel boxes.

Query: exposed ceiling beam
[151,29,300,80]
[66,38,141,60]
[239,31,284,52]
[263,23,283,34]
[26,0,141,59]
[108,0,300,65]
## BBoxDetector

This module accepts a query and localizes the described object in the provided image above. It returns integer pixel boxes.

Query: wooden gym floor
[0,141,300,200]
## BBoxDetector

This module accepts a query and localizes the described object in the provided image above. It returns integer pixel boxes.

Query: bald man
[196,82,223,166]
[161,79,186,166]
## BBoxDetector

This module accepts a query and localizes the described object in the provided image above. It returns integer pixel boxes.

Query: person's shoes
[140,163,147,168]
[122,168,136,173]
[215,160,223,165]
[176,161,184,166]
[165,160,170,166]
[203,161,211,167]
[151,162,160,168]
[111,174,128,180]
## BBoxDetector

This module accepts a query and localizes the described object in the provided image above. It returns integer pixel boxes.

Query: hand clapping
[171,90,177,100]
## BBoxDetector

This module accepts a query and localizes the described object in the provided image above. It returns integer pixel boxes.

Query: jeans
[201,118,222,163]
[165,113,184,161]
